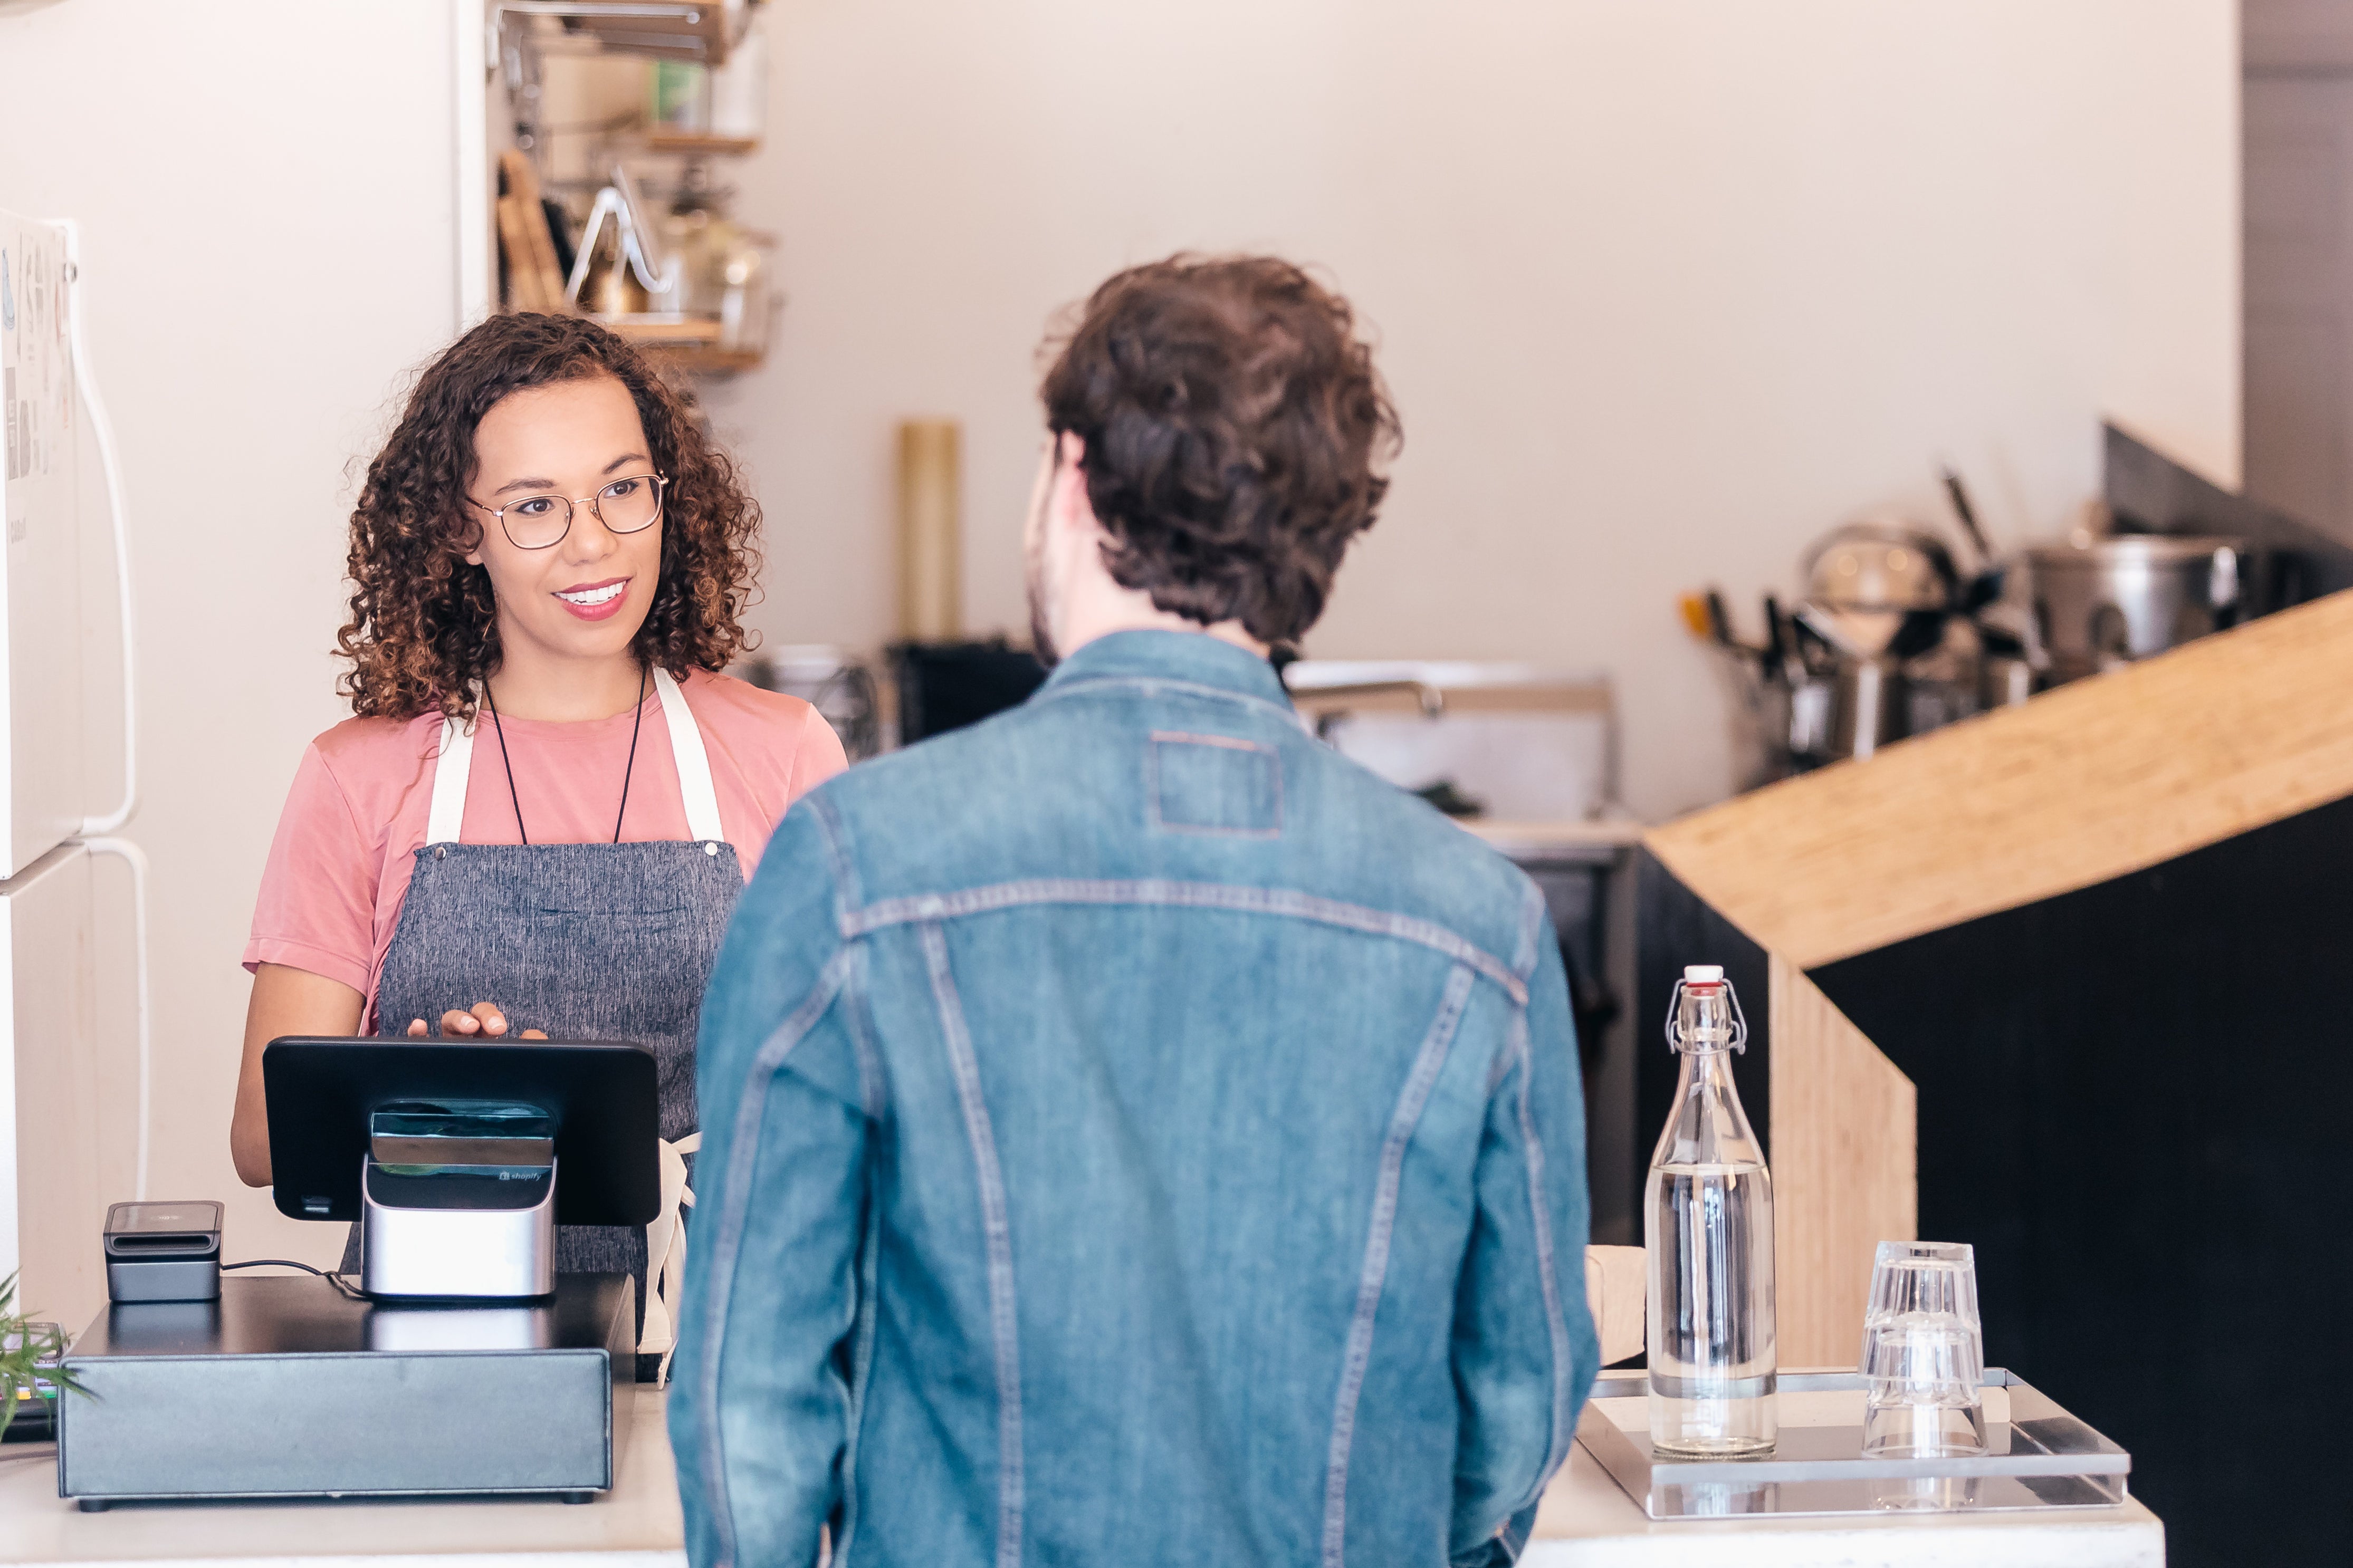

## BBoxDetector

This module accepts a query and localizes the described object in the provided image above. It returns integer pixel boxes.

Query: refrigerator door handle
[80,838,150,1199]
[57,219,138,838]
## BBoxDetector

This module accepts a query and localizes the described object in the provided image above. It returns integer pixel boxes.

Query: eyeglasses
[467,472,668,551]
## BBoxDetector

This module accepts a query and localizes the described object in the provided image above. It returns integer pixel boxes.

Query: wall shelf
[650,345,764,376]
[644,130,759,157]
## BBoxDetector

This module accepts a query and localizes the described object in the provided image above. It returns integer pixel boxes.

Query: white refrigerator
[0,208,141,1337]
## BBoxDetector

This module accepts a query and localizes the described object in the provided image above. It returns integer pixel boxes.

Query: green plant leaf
[0,1271,90,1442]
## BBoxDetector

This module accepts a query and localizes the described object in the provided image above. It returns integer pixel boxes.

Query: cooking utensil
[2025,534,2247,684]
[1704,589,1736,650]
[1804,523,1957,614]
[1760,595,1789,681]
[1796,602,1904,661]
[1940,467,1996,566]
[1678,593,1712,641]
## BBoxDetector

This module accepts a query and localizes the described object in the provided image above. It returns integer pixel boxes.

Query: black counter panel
[1810,790,2353,1568]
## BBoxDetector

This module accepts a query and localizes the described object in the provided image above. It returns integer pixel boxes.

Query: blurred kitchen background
[4,0,2341,1321]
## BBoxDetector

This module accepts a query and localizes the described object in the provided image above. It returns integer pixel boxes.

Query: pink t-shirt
[243,669,848,1012]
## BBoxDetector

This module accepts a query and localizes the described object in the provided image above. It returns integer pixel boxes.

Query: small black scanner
[103,1201,223,1303]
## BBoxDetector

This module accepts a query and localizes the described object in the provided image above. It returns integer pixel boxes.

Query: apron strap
[651,668,725,845]
[643,1130,701,1381]
[423,674,723,848]
[425,711,476,845]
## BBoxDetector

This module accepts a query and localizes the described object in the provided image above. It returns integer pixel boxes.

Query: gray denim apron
[346,668,741,1373]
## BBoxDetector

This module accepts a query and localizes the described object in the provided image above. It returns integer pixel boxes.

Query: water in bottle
[1646,964,1777,1457]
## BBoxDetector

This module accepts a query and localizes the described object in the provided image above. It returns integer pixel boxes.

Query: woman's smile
[554,575,632,619]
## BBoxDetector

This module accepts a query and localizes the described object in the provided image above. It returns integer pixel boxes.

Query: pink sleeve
[787,703,850,803]
[242,744,379,996]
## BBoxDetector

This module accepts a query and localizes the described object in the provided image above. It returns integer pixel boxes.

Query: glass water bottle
[1646,964,1778,1456]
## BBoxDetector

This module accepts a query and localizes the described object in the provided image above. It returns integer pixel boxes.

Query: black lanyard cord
[482,660,650,848]
[612,661,650,844]
[483,681,530,846]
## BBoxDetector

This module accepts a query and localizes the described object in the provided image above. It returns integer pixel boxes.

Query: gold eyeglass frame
[467,471,669,551]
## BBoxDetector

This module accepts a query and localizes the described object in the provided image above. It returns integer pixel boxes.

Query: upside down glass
[1859,1240,1987,1458]
[1646,965,1778,1457]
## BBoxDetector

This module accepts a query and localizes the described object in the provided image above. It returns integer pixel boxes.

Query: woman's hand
[233,964,365,1188]
[407,1001,549,1041]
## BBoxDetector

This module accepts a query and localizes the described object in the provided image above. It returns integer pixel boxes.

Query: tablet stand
[360,1100,557,1298]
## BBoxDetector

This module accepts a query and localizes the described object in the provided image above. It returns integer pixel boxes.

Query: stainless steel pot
[2027,535,2246,684]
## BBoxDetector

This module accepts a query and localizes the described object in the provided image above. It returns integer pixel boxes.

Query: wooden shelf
[595,314,722,345]
[644,130,760,157]
[647,344,764,376]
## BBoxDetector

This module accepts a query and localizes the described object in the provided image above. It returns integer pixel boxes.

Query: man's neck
[1049,576,1268,664]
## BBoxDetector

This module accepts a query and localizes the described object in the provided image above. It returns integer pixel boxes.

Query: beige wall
[0,0,457,1274]
[707,0,2239,818]
[0,0,2236,1273]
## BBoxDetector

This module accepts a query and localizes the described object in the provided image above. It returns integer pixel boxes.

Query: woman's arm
[230,963,364,1187]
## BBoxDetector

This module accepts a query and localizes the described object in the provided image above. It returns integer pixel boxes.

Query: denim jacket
[671,630,1598,1568]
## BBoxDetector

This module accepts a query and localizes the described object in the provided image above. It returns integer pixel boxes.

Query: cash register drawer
[57,1273,633,1504]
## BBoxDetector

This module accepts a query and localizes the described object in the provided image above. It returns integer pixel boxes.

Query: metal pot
[1788,523,1964,764]
[2026,535,2246,685]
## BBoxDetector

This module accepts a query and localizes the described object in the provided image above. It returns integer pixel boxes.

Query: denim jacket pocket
[1147,731,1283,838]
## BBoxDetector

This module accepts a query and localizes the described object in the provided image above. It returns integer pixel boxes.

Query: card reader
[102,1201,223,1303]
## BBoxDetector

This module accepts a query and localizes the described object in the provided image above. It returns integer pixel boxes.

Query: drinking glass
[1858,1240,1986,1457]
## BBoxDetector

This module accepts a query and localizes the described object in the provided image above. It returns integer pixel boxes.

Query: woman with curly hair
[228,314,843,1358]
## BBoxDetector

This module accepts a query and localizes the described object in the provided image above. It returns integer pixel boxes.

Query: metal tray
[1577,1369,2130,1519]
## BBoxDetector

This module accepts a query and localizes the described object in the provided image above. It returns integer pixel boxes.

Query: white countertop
[1460,817,1648,854]
[1527,1422,2162,1566]
[0,1389,2161,1568]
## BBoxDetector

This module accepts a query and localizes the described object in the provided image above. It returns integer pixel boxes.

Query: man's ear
[1049,433,1099,542]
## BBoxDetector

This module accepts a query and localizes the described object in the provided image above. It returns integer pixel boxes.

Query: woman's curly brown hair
[338,312,761,722]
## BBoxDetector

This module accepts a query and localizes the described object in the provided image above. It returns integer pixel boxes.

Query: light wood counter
[0,1387,2160,1567]
[1645,588,2353,970]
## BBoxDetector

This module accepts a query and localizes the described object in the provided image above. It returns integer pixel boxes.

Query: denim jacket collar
[1038,629,1297,719]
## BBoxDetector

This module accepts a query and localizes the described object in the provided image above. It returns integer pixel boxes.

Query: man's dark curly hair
[337,312,760,722]
[1040,255,1401,646]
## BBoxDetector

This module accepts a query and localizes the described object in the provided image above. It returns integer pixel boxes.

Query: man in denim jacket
[673,256,1600,1567]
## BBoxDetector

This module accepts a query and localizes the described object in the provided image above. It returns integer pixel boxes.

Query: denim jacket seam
[842,879,1527,1005]
[830,1186,885,1565]
[920,922,1026,1568]
[811,797,885,1119]
[811,792,863,918]
[692,944,855,1568]
[1510,880,1544,981]
[1322,963,1477,1567]
[1031,672,1313,734]
[1484,1022,1518,1098]
[1506,1014,1575,1502]
[843,940,888,1124]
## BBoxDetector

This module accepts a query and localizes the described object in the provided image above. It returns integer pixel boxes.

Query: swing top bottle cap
[1684,965,1725,984]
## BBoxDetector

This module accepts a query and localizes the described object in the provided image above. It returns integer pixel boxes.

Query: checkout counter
[0,1383,2163,1567]
[0,1191,2160,1566]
